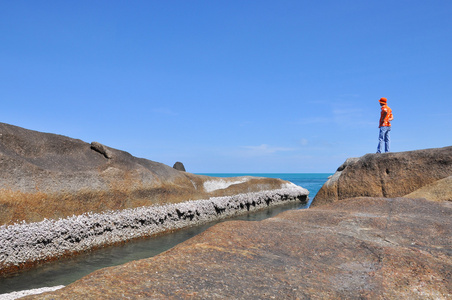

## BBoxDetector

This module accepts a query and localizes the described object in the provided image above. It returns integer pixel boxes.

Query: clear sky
[1,1,451,173]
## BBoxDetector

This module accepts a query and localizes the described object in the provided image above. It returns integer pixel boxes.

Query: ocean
[198,173,332,205]
[0,173,331,296]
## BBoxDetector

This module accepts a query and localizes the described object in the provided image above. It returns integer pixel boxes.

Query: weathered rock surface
[26,197,452,299]
[0,123,308,275]
[90,141,113,159]
[0,122,298,225]
[404,175,452,202]
[313,146,452,207]
[172,161,186,171]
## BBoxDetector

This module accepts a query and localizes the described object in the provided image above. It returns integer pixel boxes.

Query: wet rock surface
[26,197,452,299]
[313,146,452,207]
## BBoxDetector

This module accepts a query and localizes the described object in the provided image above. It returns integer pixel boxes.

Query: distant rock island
[0,122,308,275]
[24,146,452,299]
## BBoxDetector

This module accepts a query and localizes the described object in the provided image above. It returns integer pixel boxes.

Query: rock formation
[24,197,452,299]
[0,122,308,275]
[0,122,305,225]
[90,141,113,159]
[403,175,452,201]
[312,146,452,207]
[3,125,450,299]
[172,161,186,171]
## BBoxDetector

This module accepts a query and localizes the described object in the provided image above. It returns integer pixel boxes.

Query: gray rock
[90,141,113,159]
[173,161,186,171]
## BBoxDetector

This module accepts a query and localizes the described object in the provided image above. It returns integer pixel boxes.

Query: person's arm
[379,108,387,127]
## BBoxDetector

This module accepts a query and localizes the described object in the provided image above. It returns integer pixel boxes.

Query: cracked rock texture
[25,197,452,299]
[312,146,452,207]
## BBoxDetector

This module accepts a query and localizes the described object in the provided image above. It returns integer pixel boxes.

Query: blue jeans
[377,126,391,153]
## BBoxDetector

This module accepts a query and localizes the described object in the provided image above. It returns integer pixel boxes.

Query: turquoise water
[198,173,331,205]
[0,173,331,294]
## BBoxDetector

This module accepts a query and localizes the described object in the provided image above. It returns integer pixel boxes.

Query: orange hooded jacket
[379,98,393,127]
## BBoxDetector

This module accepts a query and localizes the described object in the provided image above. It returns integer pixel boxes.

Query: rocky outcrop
[25,197,452,299]
[0,122,309,275]
[15,146,452,299]
[172,161,186,171]
[90,142,113,159]
[312,146,452,207]
[0,123,302,225]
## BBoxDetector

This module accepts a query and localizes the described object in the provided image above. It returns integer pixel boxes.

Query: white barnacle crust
[0,185,308,269]
[0,285,65,299]
[203,178,249,192]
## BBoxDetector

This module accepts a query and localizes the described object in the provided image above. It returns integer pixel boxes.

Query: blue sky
[1,1,451,173]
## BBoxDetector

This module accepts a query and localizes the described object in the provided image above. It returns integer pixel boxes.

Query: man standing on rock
[377,97,394,153]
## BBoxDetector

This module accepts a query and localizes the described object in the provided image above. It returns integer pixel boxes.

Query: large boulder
[0,122,302,225]
[25,197,452,299]
[312,146,452,207]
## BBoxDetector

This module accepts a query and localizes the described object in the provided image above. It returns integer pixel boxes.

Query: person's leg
[377,127,384,153]
[384,126,391,152]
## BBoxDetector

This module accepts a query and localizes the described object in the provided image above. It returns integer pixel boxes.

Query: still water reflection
[0,200,308,294]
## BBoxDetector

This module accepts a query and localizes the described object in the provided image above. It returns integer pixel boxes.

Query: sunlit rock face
[403,175,452,201]
[24,197,452,299]
[0,122,304,225]
[0,122,308,274]
[312,146,452,207]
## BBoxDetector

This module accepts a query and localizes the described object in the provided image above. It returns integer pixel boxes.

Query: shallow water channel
[0,199,312,294]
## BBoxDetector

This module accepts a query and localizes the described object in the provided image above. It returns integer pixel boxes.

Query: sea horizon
[196,173,333,202]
